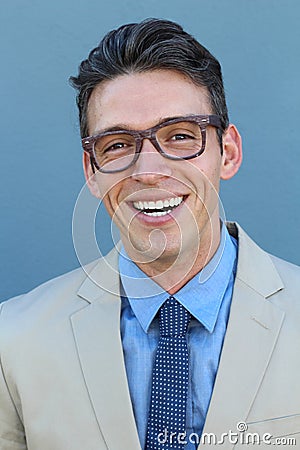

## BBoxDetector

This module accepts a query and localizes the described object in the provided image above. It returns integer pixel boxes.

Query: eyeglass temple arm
[208,115,223,128]
[91,158,96,173]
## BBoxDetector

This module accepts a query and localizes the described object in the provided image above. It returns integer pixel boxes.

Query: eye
[95,134,135,155]
[171,133,195,141]
[104,142,127,152]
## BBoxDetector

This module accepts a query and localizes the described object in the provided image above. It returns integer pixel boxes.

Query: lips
[132,196,184,217]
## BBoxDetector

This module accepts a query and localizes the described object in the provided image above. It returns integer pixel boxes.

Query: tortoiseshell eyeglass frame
[82,114,222,174]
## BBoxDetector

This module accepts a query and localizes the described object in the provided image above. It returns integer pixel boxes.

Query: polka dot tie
[145,296,191,450]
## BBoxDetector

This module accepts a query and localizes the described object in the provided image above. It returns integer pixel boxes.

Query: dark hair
[70,18,229,144]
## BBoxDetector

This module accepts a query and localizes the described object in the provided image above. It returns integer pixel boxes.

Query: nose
[131,138,172,184]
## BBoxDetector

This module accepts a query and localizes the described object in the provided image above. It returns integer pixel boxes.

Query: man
[0,18,299,450]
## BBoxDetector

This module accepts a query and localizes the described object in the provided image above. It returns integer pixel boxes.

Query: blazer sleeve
[0,302,27,450]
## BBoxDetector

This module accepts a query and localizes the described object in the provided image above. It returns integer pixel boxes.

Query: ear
[220,124,243,180]
[82,152,102,198]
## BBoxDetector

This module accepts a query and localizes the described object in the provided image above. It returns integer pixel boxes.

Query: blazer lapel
[71,248,141,450]
[201,224,285,450]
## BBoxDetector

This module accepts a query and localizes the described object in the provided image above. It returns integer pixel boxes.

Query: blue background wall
[1,0,299,301]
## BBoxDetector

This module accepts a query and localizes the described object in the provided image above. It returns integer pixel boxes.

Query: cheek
[94,173,120,199]
[96,177,131,220]
[201,155,222,185]
[188,159,221,192]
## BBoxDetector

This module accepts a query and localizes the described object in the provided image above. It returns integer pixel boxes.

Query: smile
[132,196,184,217]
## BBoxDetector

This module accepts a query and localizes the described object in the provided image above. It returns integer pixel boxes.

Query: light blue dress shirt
[119,224,237,449]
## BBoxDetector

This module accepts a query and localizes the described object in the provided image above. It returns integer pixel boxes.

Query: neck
[124,217,222,295]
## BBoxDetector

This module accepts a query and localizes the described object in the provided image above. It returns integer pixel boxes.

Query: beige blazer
[0,223,299,449]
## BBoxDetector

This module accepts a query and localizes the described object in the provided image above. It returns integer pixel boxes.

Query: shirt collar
[119,223,237,334]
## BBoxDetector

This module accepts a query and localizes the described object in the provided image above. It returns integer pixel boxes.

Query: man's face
[84,70,240,271]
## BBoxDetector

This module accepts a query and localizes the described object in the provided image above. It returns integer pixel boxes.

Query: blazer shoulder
[265,254,300,319]
[0,259,100,332]
[269,254,300,278]
[270,254,300,287]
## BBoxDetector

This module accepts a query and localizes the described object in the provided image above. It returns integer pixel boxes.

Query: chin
[125,231,180,264]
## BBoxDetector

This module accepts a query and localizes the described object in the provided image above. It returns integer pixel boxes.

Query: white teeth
[133,196,184,214]
[142,210,172,217]
[148,201,156,209]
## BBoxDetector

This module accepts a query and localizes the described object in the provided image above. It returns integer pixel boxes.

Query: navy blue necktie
[145,296,191,450]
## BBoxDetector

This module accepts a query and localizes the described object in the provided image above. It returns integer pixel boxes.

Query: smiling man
[82,69,241,293]
[0,18,299,450]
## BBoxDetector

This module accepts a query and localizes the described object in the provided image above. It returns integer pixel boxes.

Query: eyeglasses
[82,114,222,174]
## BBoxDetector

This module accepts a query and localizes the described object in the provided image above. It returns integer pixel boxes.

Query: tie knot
[159,297,190,337]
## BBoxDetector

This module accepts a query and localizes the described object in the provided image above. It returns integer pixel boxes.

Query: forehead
[87,70,212,133]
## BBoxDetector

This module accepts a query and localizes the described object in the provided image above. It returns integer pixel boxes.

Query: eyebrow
[91,115,194,135]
